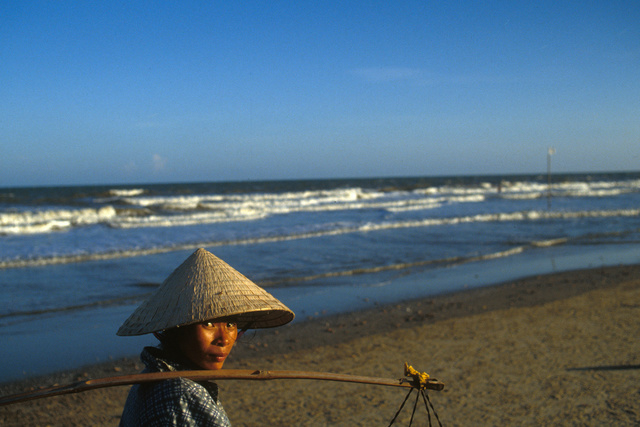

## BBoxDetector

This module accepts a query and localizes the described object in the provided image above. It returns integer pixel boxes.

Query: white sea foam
[108,188,146,197]
[501,192,544,200]
[353,208,640,234]
[0,206,117,235]
[122,187,379,211]
[1,205,638,270]
[531,238,569,247]
[2,178,639,236]
[2,188,639,235]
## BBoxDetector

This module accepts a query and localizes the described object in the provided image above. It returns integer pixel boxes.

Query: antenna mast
[547,147,555,209]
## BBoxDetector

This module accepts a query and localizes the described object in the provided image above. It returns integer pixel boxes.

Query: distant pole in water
[547,147,555,209]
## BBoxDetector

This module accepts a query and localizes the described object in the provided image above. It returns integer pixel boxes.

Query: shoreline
[1,263,639,425]
[2,242,638,384]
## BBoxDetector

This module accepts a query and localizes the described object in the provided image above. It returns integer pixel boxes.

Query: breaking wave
[2,177,639,236]
[1,208,636,269]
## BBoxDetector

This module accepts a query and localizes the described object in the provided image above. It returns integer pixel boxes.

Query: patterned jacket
[120,347,231,426]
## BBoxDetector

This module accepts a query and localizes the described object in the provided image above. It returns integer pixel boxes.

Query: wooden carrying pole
[0,369,444,407]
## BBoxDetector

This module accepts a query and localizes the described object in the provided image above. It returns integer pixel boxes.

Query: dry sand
[1,264,639,426]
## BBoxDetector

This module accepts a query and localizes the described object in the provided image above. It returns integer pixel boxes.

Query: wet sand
[1,264,639,426]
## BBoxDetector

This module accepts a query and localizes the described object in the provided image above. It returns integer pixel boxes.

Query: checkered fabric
[120,347,231,426]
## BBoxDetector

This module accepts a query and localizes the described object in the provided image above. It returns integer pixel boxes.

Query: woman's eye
[202,321,235,329]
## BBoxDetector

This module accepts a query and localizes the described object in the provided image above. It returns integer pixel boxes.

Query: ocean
[1,173,639,383]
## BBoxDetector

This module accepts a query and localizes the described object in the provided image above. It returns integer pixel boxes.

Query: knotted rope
[404,363,430,389]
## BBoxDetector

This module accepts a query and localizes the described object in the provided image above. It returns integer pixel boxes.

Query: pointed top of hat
[117,248,295,336]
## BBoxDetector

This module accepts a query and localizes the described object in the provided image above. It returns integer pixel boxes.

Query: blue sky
[1,1,639,187]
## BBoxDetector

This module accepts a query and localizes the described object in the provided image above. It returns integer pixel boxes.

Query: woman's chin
[200,359,225,370]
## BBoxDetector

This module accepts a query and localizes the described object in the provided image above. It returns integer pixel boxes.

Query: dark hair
[154,327,183,353]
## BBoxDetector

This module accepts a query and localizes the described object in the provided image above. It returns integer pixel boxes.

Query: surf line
[4,207,631,270]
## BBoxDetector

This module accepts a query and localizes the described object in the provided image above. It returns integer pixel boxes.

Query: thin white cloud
[152,154,167,172]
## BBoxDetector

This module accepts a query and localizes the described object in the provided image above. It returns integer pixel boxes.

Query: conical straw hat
[117,248,294,336]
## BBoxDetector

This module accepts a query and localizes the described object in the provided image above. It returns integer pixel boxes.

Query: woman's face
[178,320,238,370]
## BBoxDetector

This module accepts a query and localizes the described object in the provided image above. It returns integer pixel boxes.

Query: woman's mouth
[209,353,227,362]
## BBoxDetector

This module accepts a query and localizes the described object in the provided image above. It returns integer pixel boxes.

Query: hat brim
[117,248,295,336]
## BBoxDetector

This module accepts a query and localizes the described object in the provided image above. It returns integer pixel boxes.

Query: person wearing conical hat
[119,248,294,427]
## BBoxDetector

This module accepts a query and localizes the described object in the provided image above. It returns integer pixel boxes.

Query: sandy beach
[1,264,639,426]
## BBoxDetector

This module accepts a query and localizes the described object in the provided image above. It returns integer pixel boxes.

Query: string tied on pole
[404,363,430,390]
[389,363,443,426]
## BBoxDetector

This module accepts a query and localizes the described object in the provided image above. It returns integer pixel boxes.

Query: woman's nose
[212,327,232,346]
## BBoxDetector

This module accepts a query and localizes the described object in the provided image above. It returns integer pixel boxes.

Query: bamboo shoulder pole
[0,369,444,406]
